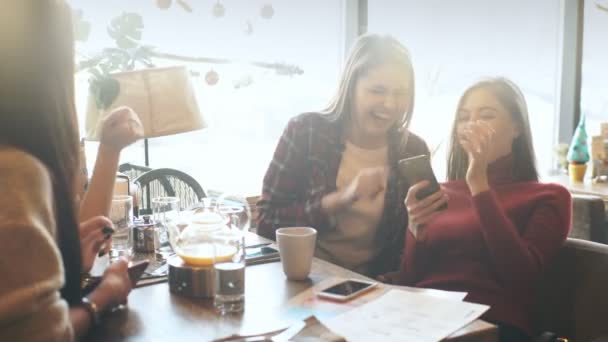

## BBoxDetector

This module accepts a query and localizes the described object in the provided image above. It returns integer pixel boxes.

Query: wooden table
[88,243,497,341]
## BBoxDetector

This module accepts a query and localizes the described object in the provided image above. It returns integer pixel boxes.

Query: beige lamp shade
[85,65,206,140]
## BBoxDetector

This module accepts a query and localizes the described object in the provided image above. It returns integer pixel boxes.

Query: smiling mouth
[371,112,391,122]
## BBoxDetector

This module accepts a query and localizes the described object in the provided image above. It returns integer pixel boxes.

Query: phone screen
[321,280,374,296]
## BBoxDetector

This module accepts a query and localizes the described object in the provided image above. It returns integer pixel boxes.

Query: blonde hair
[321,33,415,147]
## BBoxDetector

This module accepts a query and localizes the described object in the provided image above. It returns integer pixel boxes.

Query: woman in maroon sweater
[399,78,571,341]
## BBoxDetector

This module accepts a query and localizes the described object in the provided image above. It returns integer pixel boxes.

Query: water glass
[109,195,134,260]
[217,194,251,232]
[152,196,180,261]
[213,231,245,314]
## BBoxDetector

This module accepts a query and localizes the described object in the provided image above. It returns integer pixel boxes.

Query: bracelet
[81,296,101,326]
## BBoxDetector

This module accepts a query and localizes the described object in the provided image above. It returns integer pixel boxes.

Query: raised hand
[458,120,496,195]
[98,106,144,153]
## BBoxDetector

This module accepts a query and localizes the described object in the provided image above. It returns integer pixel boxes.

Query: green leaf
[72,9,91,42]
[108,12,144,48]
[91,77,120,110]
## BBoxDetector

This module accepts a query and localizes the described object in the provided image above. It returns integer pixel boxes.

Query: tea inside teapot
[171,209,234,266]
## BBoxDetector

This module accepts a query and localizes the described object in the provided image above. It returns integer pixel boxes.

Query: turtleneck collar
[487,153,515,184]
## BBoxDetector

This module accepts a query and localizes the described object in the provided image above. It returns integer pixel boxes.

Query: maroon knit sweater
[399,155,572,334]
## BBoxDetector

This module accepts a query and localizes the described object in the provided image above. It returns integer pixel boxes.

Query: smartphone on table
[245,246,280,265]
[397,154,447,210]
[317,279,378,302]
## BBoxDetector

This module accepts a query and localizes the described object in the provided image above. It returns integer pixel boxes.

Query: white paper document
[325,289,489,342]
[386,284,467,302]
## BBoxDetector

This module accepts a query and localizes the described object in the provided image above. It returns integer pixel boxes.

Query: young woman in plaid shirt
[258,34,429,277]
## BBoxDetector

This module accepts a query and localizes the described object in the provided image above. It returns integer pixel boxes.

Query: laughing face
[456,87,521,163]
[349,63,412,148]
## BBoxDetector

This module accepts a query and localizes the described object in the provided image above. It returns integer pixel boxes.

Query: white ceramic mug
[276,227,317,281]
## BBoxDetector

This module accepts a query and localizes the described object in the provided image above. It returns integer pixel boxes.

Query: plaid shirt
[257,112,429,276]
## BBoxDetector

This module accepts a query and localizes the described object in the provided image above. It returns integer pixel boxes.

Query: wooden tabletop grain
[87,236,497,342]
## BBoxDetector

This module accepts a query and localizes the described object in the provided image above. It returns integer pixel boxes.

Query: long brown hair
[446,77,538,182]
[321,33,416,150]
[0,0,82,304]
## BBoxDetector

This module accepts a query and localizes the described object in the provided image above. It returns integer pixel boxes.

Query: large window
[368,0,560,180]
[582,0,608,138]
[69,0,343,196]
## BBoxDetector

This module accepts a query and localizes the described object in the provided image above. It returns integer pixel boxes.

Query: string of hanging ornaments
[74,8,302,108]
[151,0,280,86]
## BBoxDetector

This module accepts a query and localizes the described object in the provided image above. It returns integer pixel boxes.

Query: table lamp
[85,65,206,167]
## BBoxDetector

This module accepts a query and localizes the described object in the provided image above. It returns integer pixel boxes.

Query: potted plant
[567,115,590,182]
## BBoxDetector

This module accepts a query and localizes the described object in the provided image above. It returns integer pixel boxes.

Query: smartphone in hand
[398,154,447,210]
[82,259,150,295]
[127,260,149,287]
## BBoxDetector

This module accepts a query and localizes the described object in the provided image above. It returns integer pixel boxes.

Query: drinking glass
[216,194,251,232]
[152,196,180,261]
[109,195,134,260]
[213,230,245,314]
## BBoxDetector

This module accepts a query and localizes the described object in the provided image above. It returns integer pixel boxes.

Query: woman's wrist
[97,141,124,158]
[467,177,489,196]
[80,296,101,326]
[87,283,113,313]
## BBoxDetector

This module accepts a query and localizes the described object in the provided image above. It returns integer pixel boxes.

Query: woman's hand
[404,180,448,240]
[339,167,388,207]
[98,106,144,153]
[322,167,388,215]
[88,259,132,311]
[79,216,114,272]
[459,120,495,195]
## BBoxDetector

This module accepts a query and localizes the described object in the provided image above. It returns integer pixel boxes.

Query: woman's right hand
[88,259,132,311]
[339,167,388,208]
[98,106,144,153]
[321,167,387,215]
[79,216,113,272]
[404,180,448,240]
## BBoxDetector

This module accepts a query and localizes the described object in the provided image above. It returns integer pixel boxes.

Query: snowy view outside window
[582,1,608,139]
[70,0,342,196]
[70,0,601,195]
[369,0,561,180]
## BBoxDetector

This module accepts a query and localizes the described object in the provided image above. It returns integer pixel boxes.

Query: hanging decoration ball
[212,2,225,17]
[260,4,274,19]
[205,70,219,86]
[244,20,254,35]
[157,0,172,10]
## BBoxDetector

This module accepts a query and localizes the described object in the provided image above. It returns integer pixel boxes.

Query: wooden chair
[533,238,608,341]
[133,168,206,214]
[570,194,607,243]
[118,163,152,183]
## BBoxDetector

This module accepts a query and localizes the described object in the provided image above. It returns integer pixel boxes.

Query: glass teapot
[167,196,250,267]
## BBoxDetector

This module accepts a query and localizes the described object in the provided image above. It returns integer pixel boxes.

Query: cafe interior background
[71,0,608,199]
